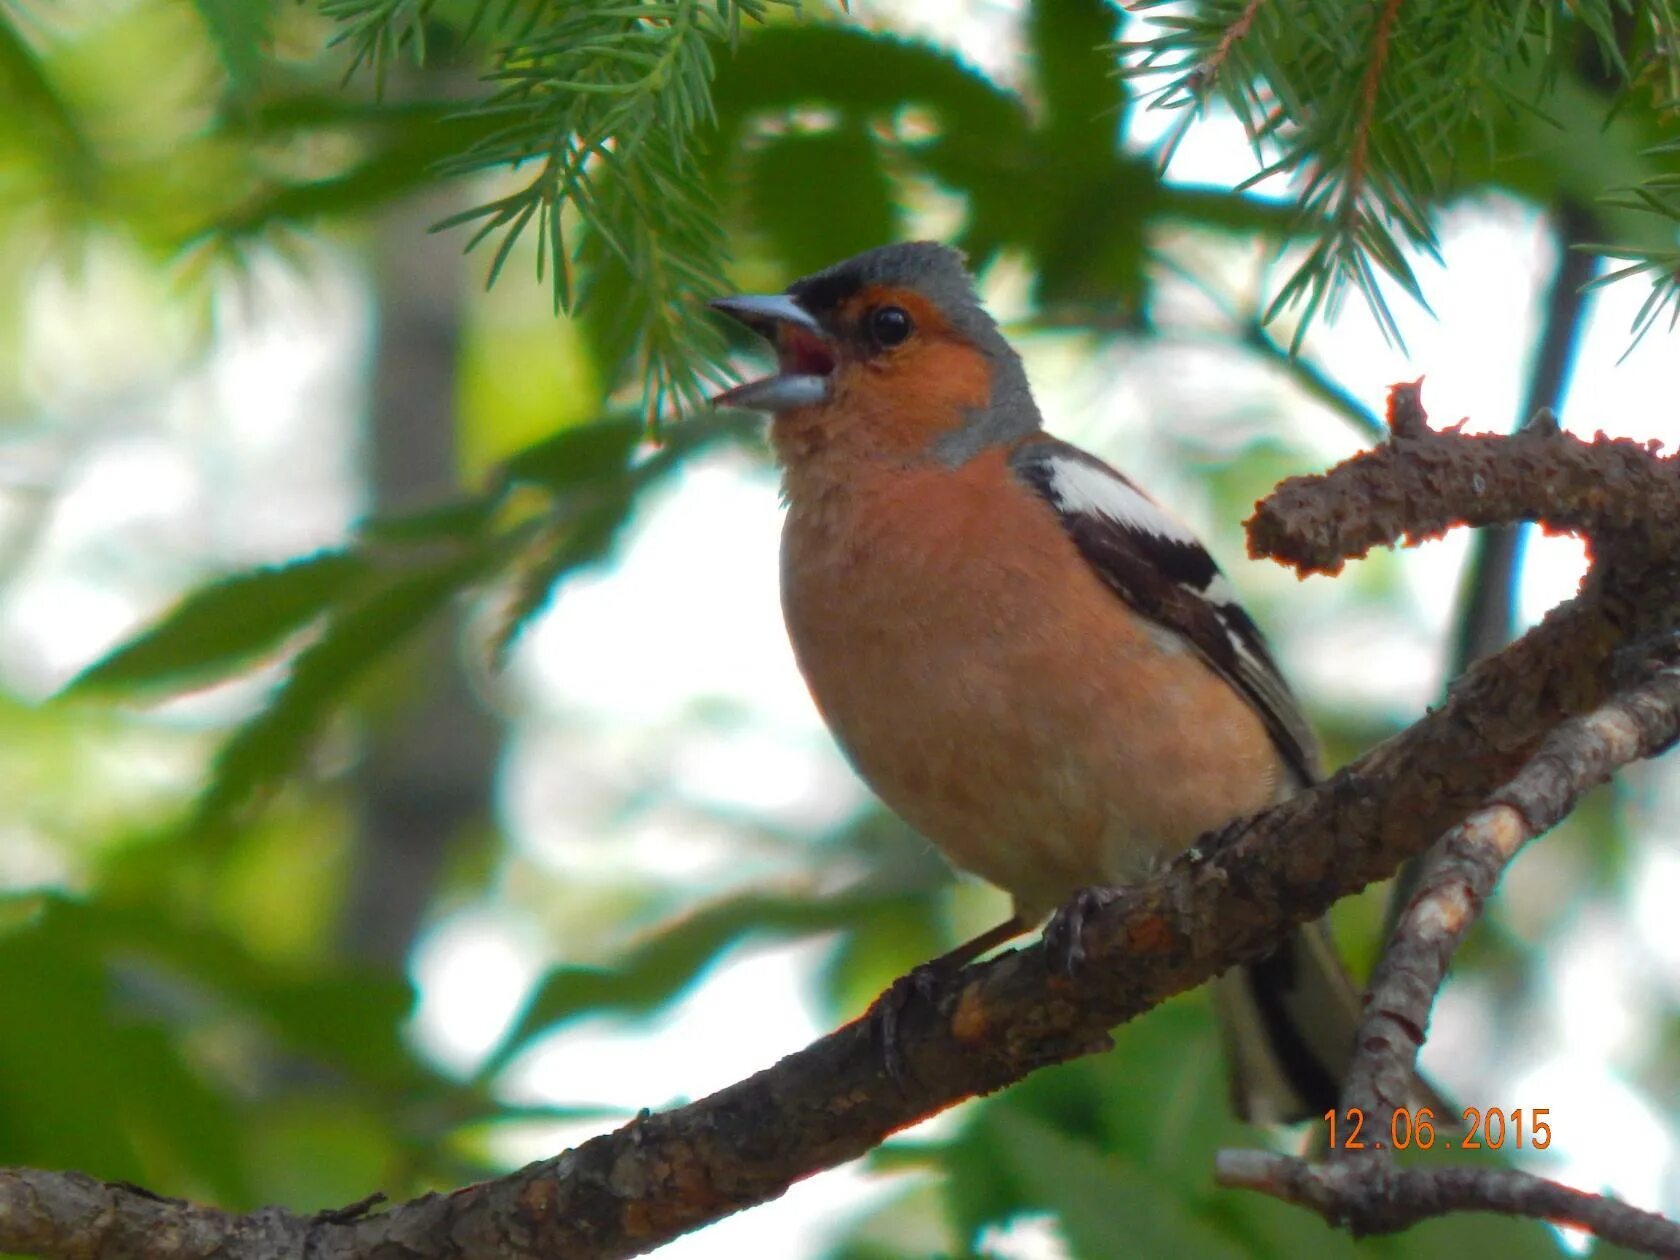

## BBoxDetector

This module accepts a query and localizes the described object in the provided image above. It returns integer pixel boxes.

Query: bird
[708,240,1360,1123]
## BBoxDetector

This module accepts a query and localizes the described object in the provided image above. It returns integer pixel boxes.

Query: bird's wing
[1011,436,1320,786]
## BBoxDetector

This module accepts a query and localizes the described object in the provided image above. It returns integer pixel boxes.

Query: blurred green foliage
[2,1,1677,1257]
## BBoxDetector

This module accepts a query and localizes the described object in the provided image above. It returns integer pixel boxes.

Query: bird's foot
[864,915,1028,1091]
[1043,885,1124,978]
[868,961,951,1093]
[1199,813,1255,857]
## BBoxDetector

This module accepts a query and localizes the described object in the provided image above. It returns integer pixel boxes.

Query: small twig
[1218,665,1680,1255]
[1240,319,1385,441]
[1352,663,1680,1120]
[1146,251,1384,441]
[1216,1151,1680,1256]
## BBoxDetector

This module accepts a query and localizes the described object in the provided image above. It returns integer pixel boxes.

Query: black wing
[1011,436,1320,787]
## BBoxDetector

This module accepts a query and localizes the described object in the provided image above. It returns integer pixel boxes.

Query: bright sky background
[7,2,1680,1257]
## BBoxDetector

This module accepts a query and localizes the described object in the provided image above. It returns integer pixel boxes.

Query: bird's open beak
[708,294,837,412]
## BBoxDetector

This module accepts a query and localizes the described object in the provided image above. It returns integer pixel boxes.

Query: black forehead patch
[785,241,1016,366]
[787,241,977,319]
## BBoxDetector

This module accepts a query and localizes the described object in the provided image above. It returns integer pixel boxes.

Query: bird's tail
[1211,919,1363,1125]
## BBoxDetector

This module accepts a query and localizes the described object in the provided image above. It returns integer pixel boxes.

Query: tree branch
[1216,664,1680,1256]
[1384,199,1602,941]
[1248,381,1680,576]
[1240,317,1386,441]
[1353,661,1680,1118]
[4,383,1679,1259]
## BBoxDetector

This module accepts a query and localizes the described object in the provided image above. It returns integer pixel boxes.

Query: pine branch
[320,0,429,92]
[1588,243,1680,350]
[1585,133,1680,352]
[318,0,792,418]
[1118,1,1680,353]
[1265,0,1415,351]
[1125,0,1270,152]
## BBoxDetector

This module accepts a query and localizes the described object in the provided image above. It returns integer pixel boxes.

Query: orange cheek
[840,341,993,456]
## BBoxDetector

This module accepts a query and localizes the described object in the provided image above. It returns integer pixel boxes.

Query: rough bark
[1384,198,1599,941]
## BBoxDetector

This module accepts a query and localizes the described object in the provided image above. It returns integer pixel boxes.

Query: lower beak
[708,294,836,412]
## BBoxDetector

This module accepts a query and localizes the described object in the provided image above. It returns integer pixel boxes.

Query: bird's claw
[869,962,949,1092]
[1043,885,1123,978]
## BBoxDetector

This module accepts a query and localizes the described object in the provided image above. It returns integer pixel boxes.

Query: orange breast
[780,446,1285,921]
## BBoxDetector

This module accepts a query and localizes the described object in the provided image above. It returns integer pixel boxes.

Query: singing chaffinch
[710,240,1359,1123]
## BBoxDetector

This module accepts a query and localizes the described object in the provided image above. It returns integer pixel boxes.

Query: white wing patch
[1231,636,1296,725]
[1015,437,1322,786]
[1046,455,1198,547]
[1203,571,1238,604]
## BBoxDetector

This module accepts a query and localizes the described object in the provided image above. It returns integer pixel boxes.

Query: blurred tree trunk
[341,188,497,966]
[1448,199,1597,675]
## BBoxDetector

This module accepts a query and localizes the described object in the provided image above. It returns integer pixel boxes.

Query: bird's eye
[869,305,913,348]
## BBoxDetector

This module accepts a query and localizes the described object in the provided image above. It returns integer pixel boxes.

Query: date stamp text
[1324,1107,1553,1152]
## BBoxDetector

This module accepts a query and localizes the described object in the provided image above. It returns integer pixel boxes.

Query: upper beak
[708,293,837,412]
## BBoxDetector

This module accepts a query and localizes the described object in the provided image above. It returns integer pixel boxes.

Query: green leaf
[480,888,901,1081]
[64,552,374,698]
[44,895,428,1091]
[711,22,1033,283]
[0,899,252,1203]
[0,8,98,193]
[192,0,268,101]
[491,497,637,666]
[499,416,646,492]
[360,496,499,546]
[194,549,486,833]
[245,970,419,1087]
[710,21,1167,316]
[1026,0,1125,154]
[1084,1000,1230,1161]
[489,410,759,660]
[214,97,504,239]
[817,891,947,1020]
[745,124,898,277]
[934,996,1573,1260]
[713,23,1031,260]
[988,1110,1250,1260]
[244,1094,400,1211]
[712,25,1027,151]
[935,1001,1355,1257]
